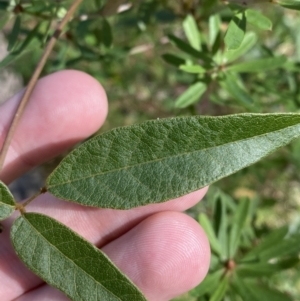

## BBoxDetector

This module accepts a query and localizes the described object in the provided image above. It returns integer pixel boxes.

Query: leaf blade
[0,181,15,220]
[47,113,300,209]
[11,213,146,301]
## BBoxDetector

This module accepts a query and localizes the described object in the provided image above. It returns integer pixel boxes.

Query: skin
[0,70,210,301]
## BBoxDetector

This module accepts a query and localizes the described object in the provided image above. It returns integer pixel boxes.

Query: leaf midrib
[48,123,300,188]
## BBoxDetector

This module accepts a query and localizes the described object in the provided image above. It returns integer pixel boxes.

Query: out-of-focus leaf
[227,56,287,72]
[47,113,300,210]
[232,277,259,301]
[198,213,222,255]
[175,82,207,108]
[220,72,254,109]
[162,53,186,67]
[0,181,15,221]
[190,269,224,297]
[209,14,221,47]
[237,257,300,277]
[0,0,9,10]
[242,226,289,261]
[223,31,257,63]
[228,198,250,257]
[276,0,300,10]
[179,64,206,74]
[167,34,213,63]
[11,213,147,301]
[183,14,201,51]
[7,15,21,51]
[101,18,113,48]
[247,282,293,301]
[245,9,272,30]
[224,12,246,50]
[215,197,228,260]
[209,276,229,301]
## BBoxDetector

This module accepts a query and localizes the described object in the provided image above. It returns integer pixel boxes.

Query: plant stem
[0,0,83,172]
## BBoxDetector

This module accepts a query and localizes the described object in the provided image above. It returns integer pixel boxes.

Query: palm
[0,70,210,301]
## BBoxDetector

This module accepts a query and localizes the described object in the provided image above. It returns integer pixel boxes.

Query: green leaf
[99,0,126,16]
[242,226,289,261]
[236,257,300,277]
[0,181,15,220]
[0,12,9,30]
[220,72,254,110]
[227,56,287,73]
[198,213,222,255]
[190,269,224,297]
[209,276,229,301]
[246,282,293,301]
[179,64,206,74]
[245,9,272,31]
[214,197,228,260]
[167,34,213,63]
[47,113,300,210]
[11,213,146,301]
[162,53,186,67]
[224,12,246,50]
[101,18,113,48]
[232,277,259,301]
[223,31,257,63]
[183,14,201,51]
[7,15,21,52]
[228,198,250,258]
[276,0,300,10]
[175,82,207,108]
[209,14,221,47]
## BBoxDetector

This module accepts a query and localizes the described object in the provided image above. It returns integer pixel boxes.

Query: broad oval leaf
[175,82,207,108]
[47,113,300,210]
[11,213,146,301]
[224,12,246,50]
[245,9,272,31]
[277,0,300,10]
[0,181,15,220]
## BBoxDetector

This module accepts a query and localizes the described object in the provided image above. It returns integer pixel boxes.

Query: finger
[14,211,210,301]
[1,188,208,300]
[0,70,108,183]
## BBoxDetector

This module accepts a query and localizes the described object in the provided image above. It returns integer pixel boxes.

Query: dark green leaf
[162,53,186,67]
[7,15,21,52]
[101,19,113,48]
[245,9,272,30]
[224,12,246,50]
[228,198,250,258]
[47,113,300,210]
[223,31,257,63]
[183,14,201,51]
[232,277,259,301]
[237,257,300,277]
[190,269,223,297]
[167,34,213,63]
[242,226,289,261]
[0,181,15,220]
[11,213,146,301]
[0,12,9,30]
[227,56,287,72]
[247,282,293,301]
[175,82,207,108]
[276,0,300,10]
[198,213,222,255]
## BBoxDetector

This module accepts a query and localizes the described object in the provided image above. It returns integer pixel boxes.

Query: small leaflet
[0,181,16,220]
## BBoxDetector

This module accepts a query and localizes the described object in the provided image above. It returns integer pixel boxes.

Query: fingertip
[103,211,210,301]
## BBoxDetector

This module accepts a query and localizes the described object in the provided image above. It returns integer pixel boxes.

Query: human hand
[0,70,210,301]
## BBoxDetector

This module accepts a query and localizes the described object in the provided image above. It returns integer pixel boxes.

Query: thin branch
[0,0,83,172]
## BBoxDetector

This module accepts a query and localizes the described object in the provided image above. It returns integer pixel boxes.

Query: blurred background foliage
[1,0,300,300]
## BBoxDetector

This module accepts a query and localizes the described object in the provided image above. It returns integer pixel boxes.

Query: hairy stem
[0,0,83,172]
